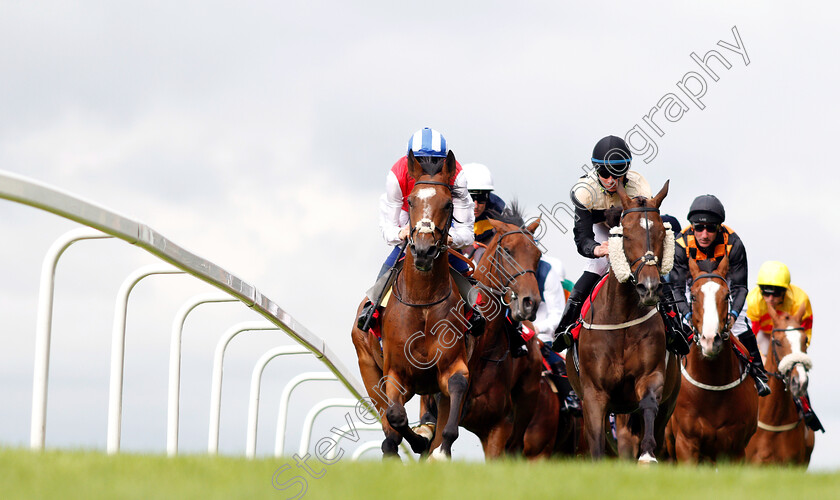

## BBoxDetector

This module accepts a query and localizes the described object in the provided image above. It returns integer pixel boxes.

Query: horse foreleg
[382,382,431,456]
[430,368,470,460]
[581,389,608,460]
[637,388,660,463]
[615,413,640,460]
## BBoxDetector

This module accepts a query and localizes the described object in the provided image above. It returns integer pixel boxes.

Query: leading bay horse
[351,150,470,459]
[746,302,815,465]
[664,255,758,463]
[566,180,680,461]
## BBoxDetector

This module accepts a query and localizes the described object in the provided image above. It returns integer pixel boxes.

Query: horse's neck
[401,254,451,303]
[761,352,801,423]
[472,241,511,352]
[599,274,638,318]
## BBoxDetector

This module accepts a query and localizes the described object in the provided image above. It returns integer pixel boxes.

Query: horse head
[688,254,731,358]
[767,301,812,398]
[406,150,457,272]
[485,216,542,321]
[611,180,672,306]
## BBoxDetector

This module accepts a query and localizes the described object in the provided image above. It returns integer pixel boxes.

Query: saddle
[570,274,610,341]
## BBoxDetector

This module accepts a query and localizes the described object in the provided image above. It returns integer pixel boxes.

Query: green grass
[1,447,837,500]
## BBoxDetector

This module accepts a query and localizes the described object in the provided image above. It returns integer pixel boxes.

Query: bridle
[407,180,454,261]
[688,272,732,343]
[612,206,663,285]
[768,326,808,387]
[476,226,538,306]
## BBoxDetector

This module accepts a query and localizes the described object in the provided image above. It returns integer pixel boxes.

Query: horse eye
[407,199,414,207]
[445,201,453,210]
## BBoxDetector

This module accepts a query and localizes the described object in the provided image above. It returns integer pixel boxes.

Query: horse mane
[486,199,526,227]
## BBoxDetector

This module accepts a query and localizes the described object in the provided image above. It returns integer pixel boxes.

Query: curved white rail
[208,321,281,455]
[274,372,338,457]
[108,264,185,454]
[0,169,370,455]
[31,228,113,450]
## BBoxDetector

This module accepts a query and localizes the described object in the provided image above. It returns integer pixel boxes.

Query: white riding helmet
[462,163,494,191]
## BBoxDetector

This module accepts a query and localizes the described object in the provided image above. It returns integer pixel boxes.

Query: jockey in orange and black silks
[668,194,772,397]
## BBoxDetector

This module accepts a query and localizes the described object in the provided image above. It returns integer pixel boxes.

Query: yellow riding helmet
[756,261,791,289]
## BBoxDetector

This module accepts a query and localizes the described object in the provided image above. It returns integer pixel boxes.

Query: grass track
[1,448,837,500]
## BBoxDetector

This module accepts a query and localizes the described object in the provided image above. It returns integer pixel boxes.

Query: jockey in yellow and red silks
[746,261,812,346]
[746,260,823,432]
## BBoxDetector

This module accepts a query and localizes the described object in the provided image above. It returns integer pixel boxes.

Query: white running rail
[0,169,373,455]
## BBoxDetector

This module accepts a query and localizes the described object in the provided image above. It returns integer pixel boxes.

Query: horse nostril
[636,283,648,297]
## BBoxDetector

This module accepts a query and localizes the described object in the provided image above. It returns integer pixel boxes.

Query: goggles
[469,191,489,203]
[692,224,719,234]
[759,285,785,298]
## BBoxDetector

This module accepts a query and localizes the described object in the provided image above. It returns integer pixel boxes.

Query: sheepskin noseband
[608,221,675,283]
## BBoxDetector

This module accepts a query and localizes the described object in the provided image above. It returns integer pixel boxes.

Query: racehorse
[455,211,546,458]
[664,255,758,463]
[350,150,470,460]
[745,302,815,465]
[566,180,680,462]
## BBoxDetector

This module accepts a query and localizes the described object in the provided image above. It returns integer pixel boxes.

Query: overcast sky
[1,1,837,468]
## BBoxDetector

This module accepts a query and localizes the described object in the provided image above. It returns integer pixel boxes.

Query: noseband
[769,327,809,386]
[609,206,672,285]
[689,273,731,342]
[407,180,454,261]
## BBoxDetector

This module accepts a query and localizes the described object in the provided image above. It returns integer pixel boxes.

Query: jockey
[357,127,478,331]
[535,255,581,414]
[552,135,690,355]
[461,162,506,264]
[746,261,823,430]
[669,194,771,396]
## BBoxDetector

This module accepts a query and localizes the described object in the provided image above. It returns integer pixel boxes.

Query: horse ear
[526,217,541,235]
[407,150,422,181]
[688,254,701,280]
[487,218,506,232]
[652,180,669,209]
[615,179,632,209]
[443,150,457,183]
[716,252,729,278]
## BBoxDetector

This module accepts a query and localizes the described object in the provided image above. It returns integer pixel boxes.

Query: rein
[391,268,453,307]
[757,420,801,432]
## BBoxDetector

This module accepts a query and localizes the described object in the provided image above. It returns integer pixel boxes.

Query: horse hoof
[638,453,657,464]
[412,423,436,441]
[428,447,450,462]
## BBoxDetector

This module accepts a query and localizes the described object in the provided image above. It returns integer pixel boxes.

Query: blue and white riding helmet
[407,127,447,158]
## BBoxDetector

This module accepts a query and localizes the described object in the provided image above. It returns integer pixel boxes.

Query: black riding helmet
[592,135,632,178]
[687,194,725,224]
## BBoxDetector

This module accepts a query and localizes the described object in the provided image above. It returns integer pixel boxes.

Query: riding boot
[506,320,529,358]
[797,394,825,432]
[357,301,377,331]
[550,357,582,415]
[737,331,771,397]
[552,271,601,352]
[659,281,691,356]
[452,270,485,337]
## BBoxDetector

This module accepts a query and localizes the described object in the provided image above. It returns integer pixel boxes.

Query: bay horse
[664,254,758,463]
[350,150,470,460]
[566,180,680,462]
[746,302,815,465]
[455,212,546,458]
